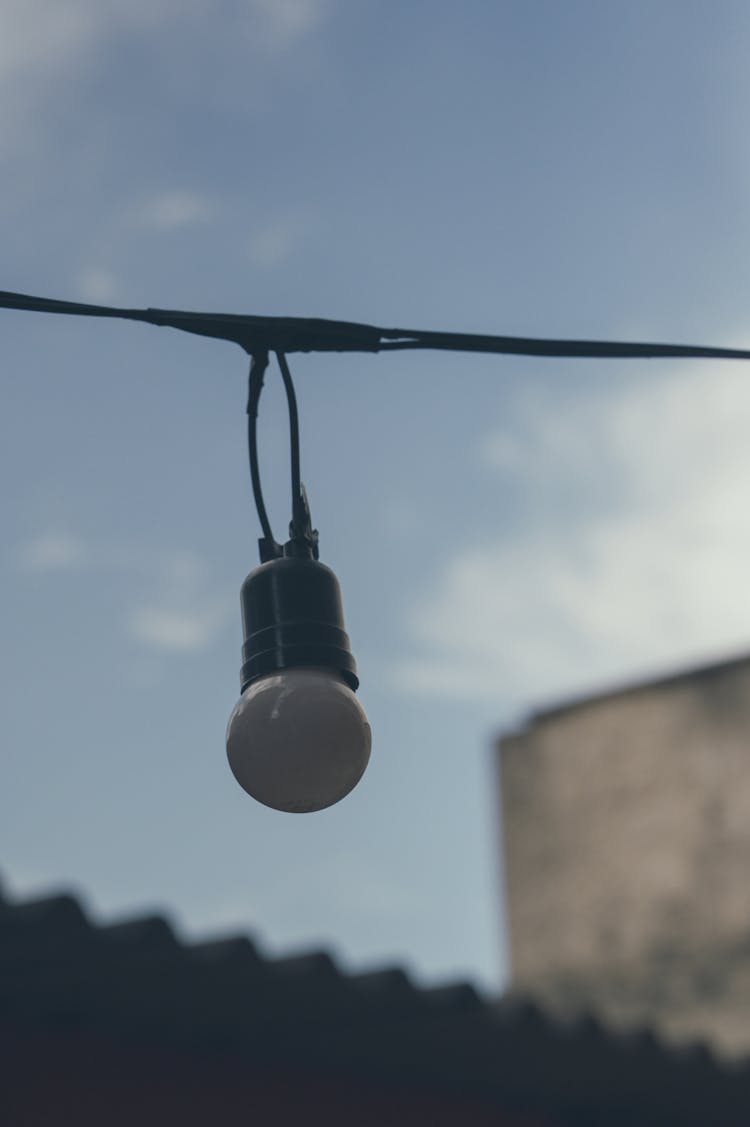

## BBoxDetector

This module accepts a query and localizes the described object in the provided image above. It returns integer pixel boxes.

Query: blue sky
[3,0,750,991]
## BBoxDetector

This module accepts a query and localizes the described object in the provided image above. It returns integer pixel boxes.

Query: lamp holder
[239,553,358,695]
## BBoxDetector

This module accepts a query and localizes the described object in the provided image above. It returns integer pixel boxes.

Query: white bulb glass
[226,666,371,813]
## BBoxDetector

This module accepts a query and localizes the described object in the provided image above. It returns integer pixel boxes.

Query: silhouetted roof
[3,876,750,1124]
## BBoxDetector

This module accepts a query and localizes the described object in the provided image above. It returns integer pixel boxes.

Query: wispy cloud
[123,546,231,654]
[0,0,331,86]
[247,0,331,48]
[18,531,89,573]
[0,1,99,85]
[0,1,166,148]
[16,530,230,655]
[0,0,332,150]
[396,359,750,708]
[127,600,229,654]
[132,190,212,230]
[0,1,184,97]
[248,212,311,267]
[75,267,120,303]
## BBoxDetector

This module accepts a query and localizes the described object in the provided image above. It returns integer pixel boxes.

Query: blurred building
[498,653,750,1059]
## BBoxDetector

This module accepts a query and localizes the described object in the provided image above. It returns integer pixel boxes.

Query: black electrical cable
[4,287,750,362]
[246,353,276,553]
[275,351,303,536]
[246,350,307,559]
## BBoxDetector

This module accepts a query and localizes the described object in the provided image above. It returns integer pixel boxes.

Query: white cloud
[125,549,230,654]
[396,360,750,708]
[133,190,211,230]
[127,601,229,654]
[124,547,230,654]
[16,530,229,654]
[0,1,99,85]
[0,0,329,87]
[0,0,331,149]
[76,267,120,303]
[246,0,330,48]
[19,532,88,572]
[248,213,310,267]
[155,549,207,589]
[0,1,186,91]
[0,0,173,148]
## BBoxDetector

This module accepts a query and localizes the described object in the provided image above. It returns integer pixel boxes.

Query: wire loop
[246,351,317,563]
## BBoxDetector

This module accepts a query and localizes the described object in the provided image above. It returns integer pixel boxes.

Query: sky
[3,0,750,993]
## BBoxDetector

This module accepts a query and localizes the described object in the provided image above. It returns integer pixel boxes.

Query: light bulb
[226,548,371,812]
[226,666,371,813]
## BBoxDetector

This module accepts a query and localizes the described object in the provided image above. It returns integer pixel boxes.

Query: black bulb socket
[239,553,359,694]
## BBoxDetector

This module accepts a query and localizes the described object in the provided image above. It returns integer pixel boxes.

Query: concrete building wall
[498,655,750,1056]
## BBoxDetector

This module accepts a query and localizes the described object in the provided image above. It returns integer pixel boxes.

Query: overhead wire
[3,288,750,362]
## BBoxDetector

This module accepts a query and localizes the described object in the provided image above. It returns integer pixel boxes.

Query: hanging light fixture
[225,351,371,813]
